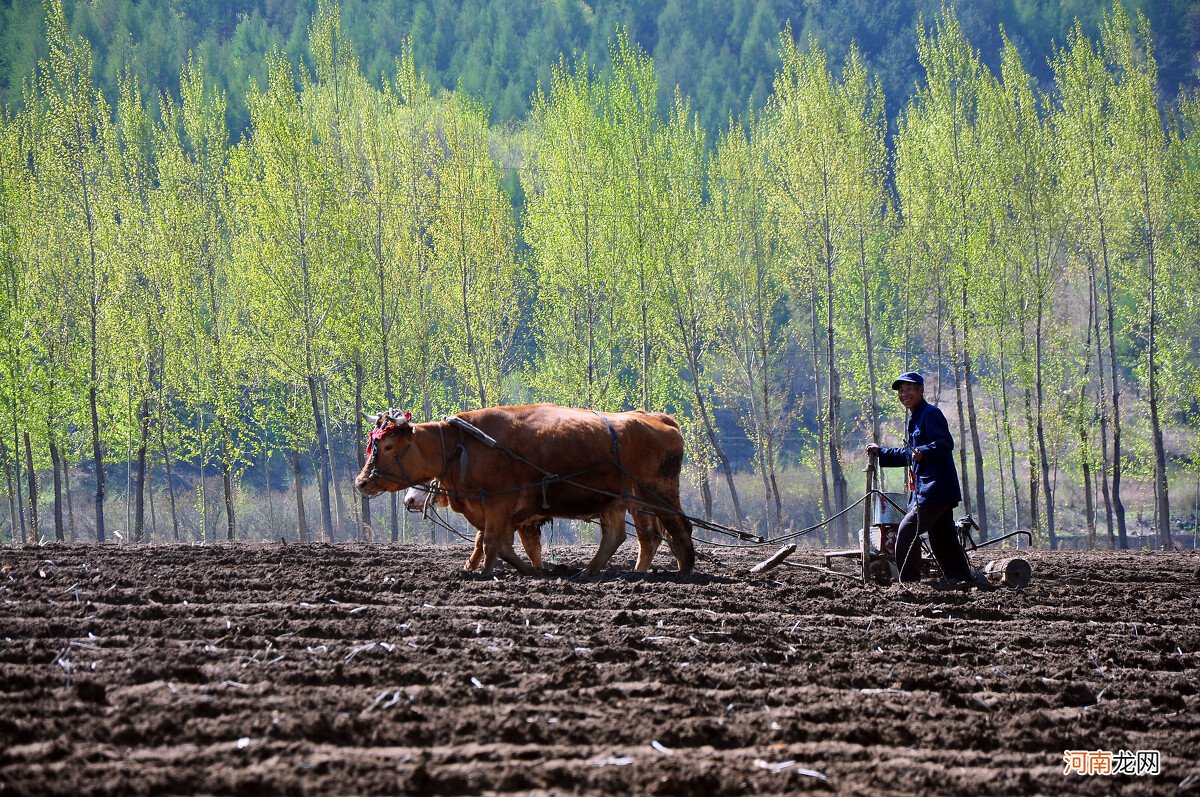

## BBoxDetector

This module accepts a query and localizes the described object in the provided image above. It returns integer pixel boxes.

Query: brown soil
[0,542,1197,795]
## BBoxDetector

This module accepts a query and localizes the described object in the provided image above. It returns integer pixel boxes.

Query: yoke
[446,415,498,448]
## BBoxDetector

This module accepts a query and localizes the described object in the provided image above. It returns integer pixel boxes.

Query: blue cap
[891,371,924,390]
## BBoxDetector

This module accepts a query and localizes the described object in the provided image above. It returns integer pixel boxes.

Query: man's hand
[866,443,881,456]
[912,448,924,462]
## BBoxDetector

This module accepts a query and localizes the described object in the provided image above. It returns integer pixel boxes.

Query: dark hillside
[2,0,1195,137]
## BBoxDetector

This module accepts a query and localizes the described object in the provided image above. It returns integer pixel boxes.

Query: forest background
[1,0,1199,552]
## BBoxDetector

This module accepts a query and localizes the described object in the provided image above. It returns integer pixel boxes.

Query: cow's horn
[363,412,381,423]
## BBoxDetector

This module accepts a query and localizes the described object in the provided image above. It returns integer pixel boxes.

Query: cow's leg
[632,510,663,572]
[481,522,539,577]
[585,504,627,576]
[659,511,695,575]
[516,524,543,571]
[478,525,507,572]
[464,531,486,571]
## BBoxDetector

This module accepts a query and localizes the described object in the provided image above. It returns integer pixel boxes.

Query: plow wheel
[867,557,899,586]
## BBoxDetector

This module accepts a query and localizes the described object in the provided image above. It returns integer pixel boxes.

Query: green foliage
[2,0,1198,545]
[524,50,629,408]
[430,92,525,408]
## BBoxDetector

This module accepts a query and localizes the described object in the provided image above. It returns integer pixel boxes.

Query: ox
[404,479,669,574]
[355,404,695,576]
[403,480,545,572]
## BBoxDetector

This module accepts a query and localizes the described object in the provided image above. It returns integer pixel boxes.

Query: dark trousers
[895,501,974,583]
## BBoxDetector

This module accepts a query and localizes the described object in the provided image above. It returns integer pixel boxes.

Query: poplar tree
[709,112,790,536]
[607,31,667,412]
[431,93,523,409]
[1166,93,1200,536]
[656,92,745,522]
[229,52,347,542]
[834,51,894,451]
[896,9,990,537]
[1052,18,1128,547]
[1105,8,1172,547]
[342,43,435,541]
[770,38,849,541]
[0,112,18,542]
[526,53,629,409]
[1022,28,1113,547]
[38,0,115,542]
[307,0,367,540]
[112,72,160,543]
[983,35,1065,547]
[342,65,400,541]
[769,37,890,540]
[0,105,38,542]
[392,48,447,428]
[155,57,239,541]
[986,35,1096,547]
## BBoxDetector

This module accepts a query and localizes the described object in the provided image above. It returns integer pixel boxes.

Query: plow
[748,451,1033,588]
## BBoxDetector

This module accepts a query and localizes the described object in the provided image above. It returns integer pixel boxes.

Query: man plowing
[866,371,984,587]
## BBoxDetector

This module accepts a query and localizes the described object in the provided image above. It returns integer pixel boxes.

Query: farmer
[866,371,980,586]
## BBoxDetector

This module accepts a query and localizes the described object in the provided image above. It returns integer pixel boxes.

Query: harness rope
[374,410,753,542]
[387,418,980,581]
[368,410,893,556]
[399,449,885,582]
[438,415,765,544]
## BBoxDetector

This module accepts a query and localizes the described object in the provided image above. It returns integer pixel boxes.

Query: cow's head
[403,480,445,511]
[355,410,417,497]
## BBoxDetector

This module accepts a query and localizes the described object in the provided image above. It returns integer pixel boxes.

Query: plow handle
[862,450,877,583]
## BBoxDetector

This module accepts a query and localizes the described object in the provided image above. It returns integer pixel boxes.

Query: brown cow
[403,480,545,571]
[355,404,694,576]
[404,479,668,574]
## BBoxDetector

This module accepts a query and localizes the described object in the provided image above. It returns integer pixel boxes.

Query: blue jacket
[877,399,962,508]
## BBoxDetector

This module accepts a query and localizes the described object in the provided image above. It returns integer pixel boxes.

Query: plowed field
[1,542,1197,795]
